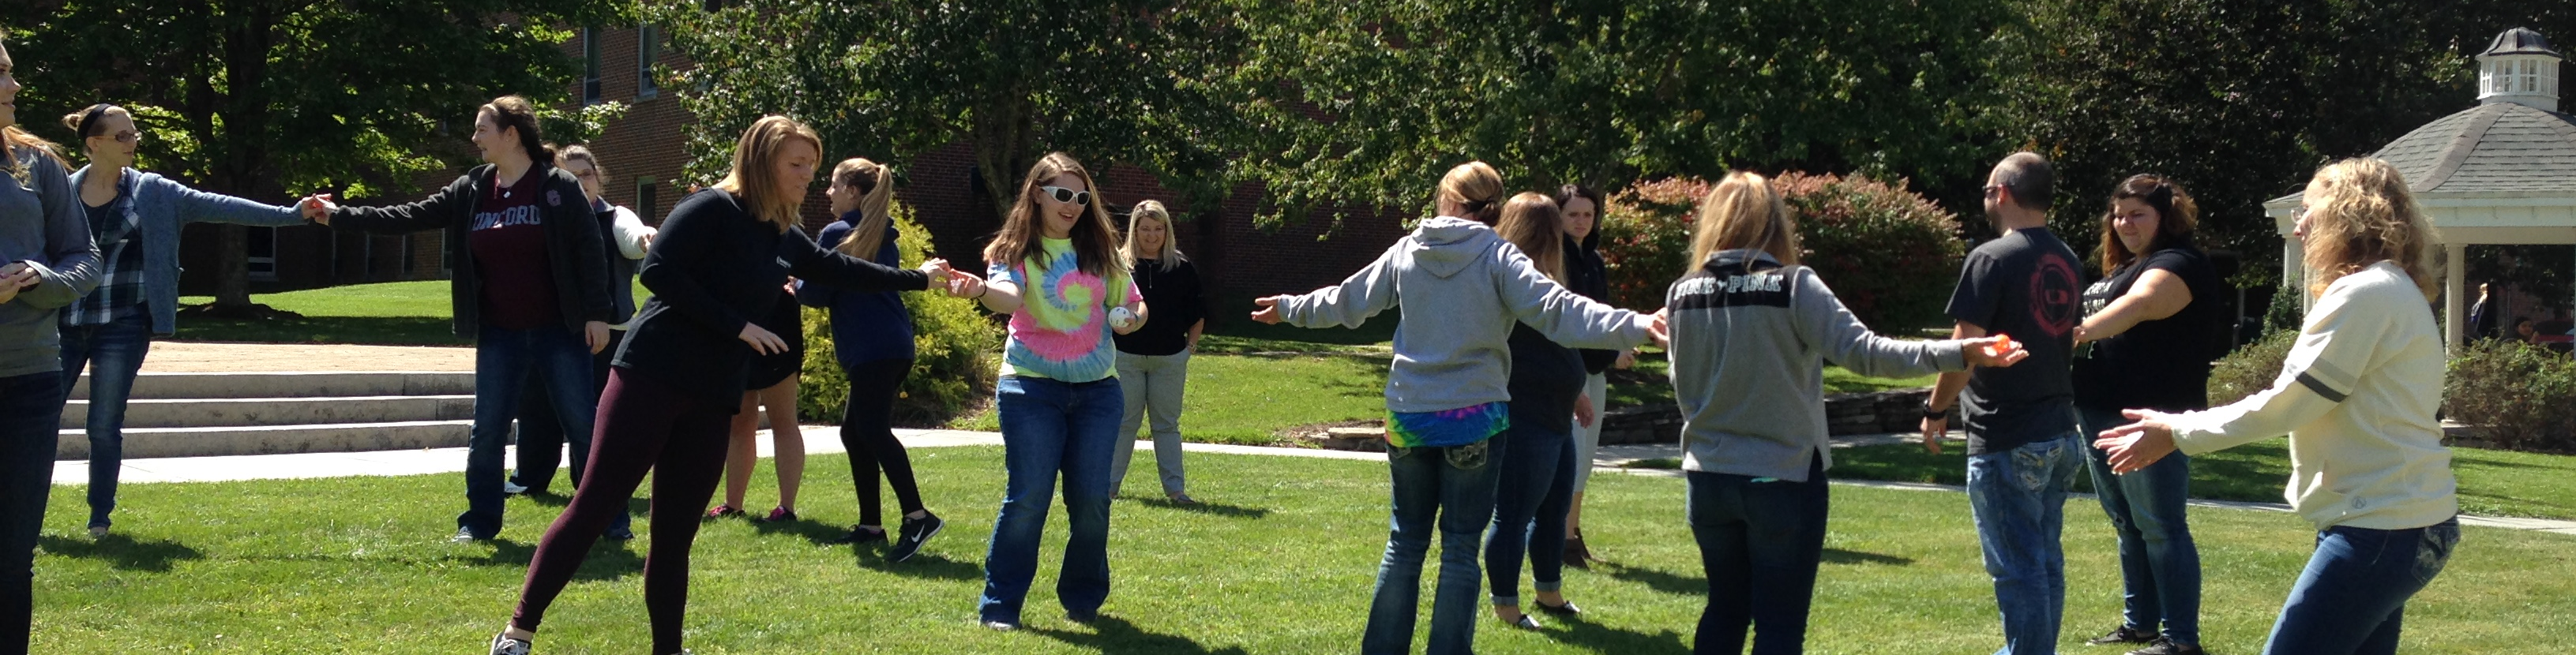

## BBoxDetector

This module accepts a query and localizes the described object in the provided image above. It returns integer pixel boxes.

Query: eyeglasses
[573,169,599,179]
[1038,185,1091,207]
[106,130,141,144]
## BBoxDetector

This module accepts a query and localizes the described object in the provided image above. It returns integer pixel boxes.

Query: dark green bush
[800,202,1004,426]
[2444,339,2576,454]
[2207,328,2296,408]
[1596,173,1964,331]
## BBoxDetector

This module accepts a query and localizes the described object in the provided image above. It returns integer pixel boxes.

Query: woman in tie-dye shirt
[967,152,1145,630]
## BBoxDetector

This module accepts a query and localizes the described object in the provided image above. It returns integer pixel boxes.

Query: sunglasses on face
[1038,185,1091,207]
[100,130,141,144]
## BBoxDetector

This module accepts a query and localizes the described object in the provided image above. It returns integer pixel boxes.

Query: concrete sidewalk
[52,428,2576,537]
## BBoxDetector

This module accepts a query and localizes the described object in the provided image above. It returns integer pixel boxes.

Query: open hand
[946,270,986,299]
[1249,295,1287,324]
[738,322,787,355]
[2095,409,2181,473]
[1962,335,2030,368]
[0,264,34,304]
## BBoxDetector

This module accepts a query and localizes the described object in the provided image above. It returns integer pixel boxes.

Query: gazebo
[2263,27,2576,350]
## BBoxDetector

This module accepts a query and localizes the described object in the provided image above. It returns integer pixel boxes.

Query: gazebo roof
[2268,102,2576,204]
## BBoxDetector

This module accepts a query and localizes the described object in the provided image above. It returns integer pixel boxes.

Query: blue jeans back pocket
[2413,518,2461,586]
[1447,440,1490,470]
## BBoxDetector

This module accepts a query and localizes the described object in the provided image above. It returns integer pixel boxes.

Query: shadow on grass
[38,533,205,573]
[1029,615,1252,655]
[846,548,985,581]
[479,537,645,582]
[169,316,468,346]
[1820,548,1913,566]
[1132,497,1272,519]
[1545,613,1691,654]
[745,515,850,543]
[1598,563,1703,597]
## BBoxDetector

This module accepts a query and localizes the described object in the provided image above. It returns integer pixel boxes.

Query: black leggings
[842,358,924,526]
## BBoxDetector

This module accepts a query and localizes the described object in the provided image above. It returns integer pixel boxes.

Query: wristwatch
[1921,402,1948,421]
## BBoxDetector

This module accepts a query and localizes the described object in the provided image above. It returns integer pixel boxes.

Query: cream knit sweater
[2169,261,2457,530]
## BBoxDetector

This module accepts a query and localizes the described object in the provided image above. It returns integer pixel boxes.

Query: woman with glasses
[57,103,310,538]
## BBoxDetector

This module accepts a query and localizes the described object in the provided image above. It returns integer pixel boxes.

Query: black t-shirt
[2072,246,2225,413]
[1944,227,2082,455]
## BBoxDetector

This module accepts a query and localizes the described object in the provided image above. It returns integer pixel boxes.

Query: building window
[247,226,279,282]
[637,179,659,225]
[582,27,603,105]
[637,24,661,99]
[2523,59,2538,93]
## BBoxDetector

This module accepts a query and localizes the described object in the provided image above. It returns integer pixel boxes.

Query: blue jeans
[461,325,597,538]
[981,376,1122,623]
[1485,421,1573,608]
[1688,456,1830,655]
[2077,406,2201,646]
[1364,437,1503,655]
[2262,518,2460,655]
[1967,433,2081,655]
[58,310,152,530]
[1,370,66,655]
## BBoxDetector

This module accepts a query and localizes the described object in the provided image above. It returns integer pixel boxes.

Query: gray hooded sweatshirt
[0,150,102,378]
[1667,249,1970,481]
[1275,216,1651,414]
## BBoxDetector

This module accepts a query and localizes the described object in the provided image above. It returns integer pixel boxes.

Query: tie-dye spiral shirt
[990,237,1142,382]
[1386,402,1511,448]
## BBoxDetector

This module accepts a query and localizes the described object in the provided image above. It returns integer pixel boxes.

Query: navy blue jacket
[801,213,915,367]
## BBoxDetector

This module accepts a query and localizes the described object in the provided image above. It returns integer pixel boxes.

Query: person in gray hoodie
[1666,172,2021,655]
[1,39,105,653]
[1252,161,1665,655]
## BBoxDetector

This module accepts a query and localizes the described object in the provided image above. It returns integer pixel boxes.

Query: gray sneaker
[488,631,531,655]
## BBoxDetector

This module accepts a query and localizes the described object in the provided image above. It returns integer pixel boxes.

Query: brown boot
[1564,535,1594,570]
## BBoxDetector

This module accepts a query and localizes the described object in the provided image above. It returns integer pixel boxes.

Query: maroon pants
[512,368,732,654]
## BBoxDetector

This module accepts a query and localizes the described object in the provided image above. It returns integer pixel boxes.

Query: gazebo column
[2446,241,2468,351]
[2284,236,2307,313]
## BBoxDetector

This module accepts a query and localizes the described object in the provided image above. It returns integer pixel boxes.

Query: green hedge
[2445,339,2576,454]
[1595,173,1964,331]
[798,202,1004,426]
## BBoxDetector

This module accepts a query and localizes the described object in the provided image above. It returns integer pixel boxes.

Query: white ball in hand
[1109,307,1137,330]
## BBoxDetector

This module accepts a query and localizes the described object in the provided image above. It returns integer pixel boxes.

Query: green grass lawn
[1832,440,2576,521]
[34,447,2576,653]
[171,279,652,346]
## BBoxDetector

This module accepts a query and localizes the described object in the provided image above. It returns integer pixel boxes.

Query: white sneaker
[488,631,531,655]
[501,480,528,495]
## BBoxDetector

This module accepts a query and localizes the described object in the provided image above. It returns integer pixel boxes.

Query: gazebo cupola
[2479,27,2562,111]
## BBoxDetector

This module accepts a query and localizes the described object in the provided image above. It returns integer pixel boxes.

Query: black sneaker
[888,512,944,563]
[2128,638,2204,655]
[832,525,888,545]
[488,631,531,655]
[452,527,493,544]
[605,525,636,541]
[2087,625,2157,646]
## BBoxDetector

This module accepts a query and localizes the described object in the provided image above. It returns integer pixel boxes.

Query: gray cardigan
[0,150,102,377]
[1665,249,1970,481]
[69,166,307,335]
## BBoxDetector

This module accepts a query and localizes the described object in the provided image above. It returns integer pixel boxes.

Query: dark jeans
[461,324,597,537]
[1364,436,1503,655]
[58,311,152,529]
[1966,433,2082,655]
[1,370,66,655]
[981,376,1123,624]
[511,331,629,536]
[1688,456,1830,655]
[513,369,733,655]
[1485,420,1574,607]
[841,358,923,527]
[2077,406,2201,646]
[513,329,621,491]
[2262,518,2461,655]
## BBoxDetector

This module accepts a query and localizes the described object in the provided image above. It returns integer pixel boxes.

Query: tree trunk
[968,91,1040,265]
[206,6,280,315]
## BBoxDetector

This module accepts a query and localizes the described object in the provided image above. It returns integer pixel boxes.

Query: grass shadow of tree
[473,537,644,582]
[1132,497,1271,518]
[843,548,984,582]
[1543,613,1692,654]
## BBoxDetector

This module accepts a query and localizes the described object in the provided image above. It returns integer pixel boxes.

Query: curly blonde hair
[2299,158,2437,301]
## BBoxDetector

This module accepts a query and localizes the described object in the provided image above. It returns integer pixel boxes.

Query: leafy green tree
[4,0,620,313]
[1226,0,2017,227]
[645,0,1245,230]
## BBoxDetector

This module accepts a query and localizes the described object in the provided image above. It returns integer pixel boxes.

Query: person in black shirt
[487,116,977,655]
[2069,175,2221,655]
[1552,184,1620,569]
[1923,152,2083,655]
[1110,200,1206,502]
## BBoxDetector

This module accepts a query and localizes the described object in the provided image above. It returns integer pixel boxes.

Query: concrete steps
[58,371,478,461]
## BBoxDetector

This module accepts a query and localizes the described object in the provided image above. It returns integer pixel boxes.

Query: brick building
[200,24,1409,321]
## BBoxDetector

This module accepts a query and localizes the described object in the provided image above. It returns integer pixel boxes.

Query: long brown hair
[1495,192,1567,283]
[1688,172,1800,268]
[982,152,1121,278]
[1,36,66,181]
[713,115,823,232]
[830,157,895,259]
[2300,158,2437,301]
[2097,174,2200,275]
